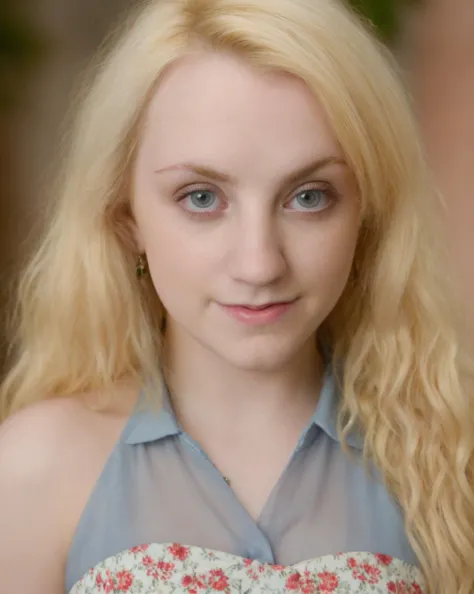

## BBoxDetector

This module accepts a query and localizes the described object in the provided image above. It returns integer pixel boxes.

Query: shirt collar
[307,366,364,451]
[124,367,364,451]
[124,386,181,445]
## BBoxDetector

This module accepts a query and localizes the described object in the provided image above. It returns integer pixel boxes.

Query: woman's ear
[109,201,144,253]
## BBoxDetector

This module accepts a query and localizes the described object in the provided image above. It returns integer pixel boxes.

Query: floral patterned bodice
[69,543,425,593]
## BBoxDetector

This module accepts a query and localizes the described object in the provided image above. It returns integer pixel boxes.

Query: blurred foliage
[349,0,398,41]
[348,0,420,43]
[0,1,45,109]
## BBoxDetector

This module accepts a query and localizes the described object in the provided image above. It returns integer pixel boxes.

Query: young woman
[1,0,473,592]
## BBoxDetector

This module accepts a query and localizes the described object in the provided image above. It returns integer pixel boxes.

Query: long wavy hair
[1,0,473,590]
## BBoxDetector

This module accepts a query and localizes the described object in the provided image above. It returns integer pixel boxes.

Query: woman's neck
[162,328,324,440]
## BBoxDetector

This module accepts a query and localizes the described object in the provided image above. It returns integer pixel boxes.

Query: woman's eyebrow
[154,156,347,185]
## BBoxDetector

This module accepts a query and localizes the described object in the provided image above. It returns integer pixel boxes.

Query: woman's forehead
[138,51,343,174]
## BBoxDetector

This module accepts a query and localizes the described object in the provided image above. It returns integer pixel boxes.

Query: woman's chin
[210,334,311,374]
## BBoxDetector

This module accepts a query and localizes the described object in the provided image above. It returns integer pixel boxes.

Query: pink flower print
[181,574,206,593]
[244,558,253,567]
[115,569,133,591]
[285,571,317,593]
[169,543,190,561]
[361,562,382,584]
[347,557,358,569]
[95,570,115,593]
[352,562,381,584]
[317,571,339,592]
[286,572,304,590]
[207,568,230,591]
[375,554,393,566]
[143,559,175,581]
[388,582,423,594]
[141,555,154,567]
[130,544,149,554]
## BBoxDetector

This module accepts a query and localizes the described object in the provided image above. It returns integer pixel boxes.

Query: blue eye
[289,189,331,211]
[183,190,218,211]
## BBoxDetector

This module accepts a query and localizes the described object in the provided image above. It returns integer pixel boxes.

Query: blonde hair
[2,0,474,590]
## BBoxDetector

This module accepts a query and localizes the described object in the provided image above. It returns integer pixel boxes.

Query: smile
[219,300,298,326]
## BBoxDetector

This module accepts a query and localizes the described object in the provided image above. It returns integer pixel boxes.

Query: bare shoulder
[0,396,100,466]
[0,378,139,475]
[0,380,139,594]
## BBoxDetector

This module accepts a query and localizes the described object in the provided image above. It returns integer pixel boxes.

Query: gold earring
[136,254,148,278]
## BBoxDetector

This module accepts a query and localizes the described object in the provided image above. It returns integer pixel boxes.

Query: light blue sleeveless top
[65,367,418,592]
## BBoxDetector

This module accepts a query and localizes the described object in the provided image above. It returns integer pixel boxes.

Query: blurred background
[0,0,473,369]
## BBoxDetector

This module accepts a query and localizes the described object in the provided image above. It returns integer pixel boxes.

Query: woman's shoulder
[0,381,139,594]
[0,379,139,475]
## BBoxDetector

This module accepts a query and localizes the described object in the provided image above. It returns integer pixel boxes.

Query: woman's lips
[219,300,297,326]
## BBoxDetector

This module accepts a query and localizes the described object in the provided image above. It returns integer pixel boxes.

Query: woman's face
[133,51,360,372]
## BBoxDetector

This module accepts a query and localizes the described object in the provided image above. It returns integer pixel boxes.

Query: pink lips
[220,300,296,326]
